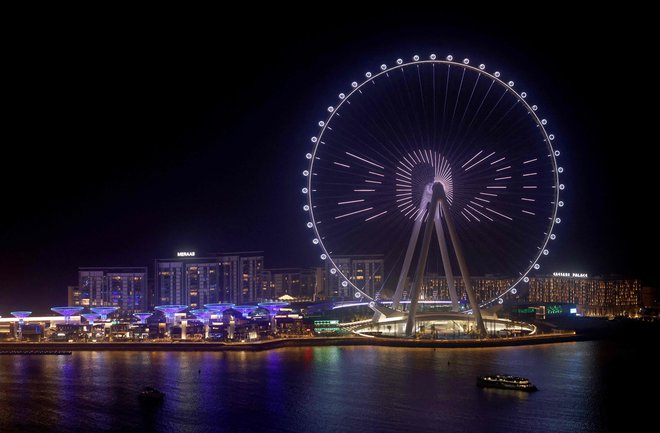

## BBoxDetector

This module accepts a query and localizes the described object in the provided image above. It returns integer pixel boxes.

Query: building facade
[261,268,317,300]
[67,285,81,307]
[420,274,515,304]
[155,252,263,307]
[528,274,642,316]
[325,255,384,299]
[240,256,263,303]
[78,267,148,313]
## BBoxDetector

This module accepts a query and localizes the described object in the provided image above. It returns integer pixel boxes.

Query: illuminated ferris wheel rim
[302,54,563,305]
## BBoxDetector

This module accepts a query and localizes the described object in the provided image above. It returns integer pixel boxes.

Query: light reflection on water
[0,341,652,432]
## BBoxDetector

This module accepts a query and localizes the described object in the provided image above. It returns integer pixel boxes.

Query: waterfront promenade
[0,332,581,352]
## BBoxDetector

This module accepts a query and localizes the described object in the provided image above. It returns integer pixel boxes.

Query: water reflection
[0,341,653,432]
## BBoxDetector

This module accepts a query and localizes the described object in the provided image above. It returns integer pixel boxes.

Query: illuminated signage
[177,251,196,257]
[546,305,563,315]
[553,272,588,278]
[314,320,339,325]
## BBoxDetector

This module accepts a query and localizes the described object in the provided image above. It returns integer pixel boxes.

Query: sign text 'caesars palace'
[553,272,588,278]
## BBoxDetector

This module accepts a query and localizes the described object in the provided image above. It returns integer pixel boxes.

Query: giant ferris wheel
[301,54,563,335]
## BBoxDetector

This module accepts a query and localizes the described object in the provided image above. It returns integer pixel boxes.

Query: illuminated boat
[477,374,538,391]
[139,386,165,402]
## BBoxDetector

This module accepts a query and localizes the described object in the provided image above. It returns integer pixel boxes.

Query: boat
[138,386,165,402]
[477,374,538,391]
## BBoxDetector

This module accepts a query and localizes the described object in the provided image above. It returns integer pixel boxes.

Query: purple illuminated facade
[155,305,188,325]
[190,309,213,323]
[133,312,152,324]
[258,302,289,316]
[190,309,213,338]
[91,306,118,320]
[51,306,84,323]
[232,305,257,319]
[10,311,32,319]
[10,311,31,339]
[80,313,100,326]
[204,303,235,315]
[258,302,289,333]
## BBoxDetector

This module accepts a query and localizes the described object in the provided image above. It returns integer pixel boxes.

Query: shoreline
[0,332,587,352]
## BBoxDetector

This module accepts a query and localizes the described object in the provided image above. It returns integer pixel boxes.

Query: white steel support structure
[391,181,487,338]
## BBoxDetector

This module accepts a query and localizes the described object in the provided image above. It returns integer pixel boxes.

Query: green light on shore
[546,305,563,315]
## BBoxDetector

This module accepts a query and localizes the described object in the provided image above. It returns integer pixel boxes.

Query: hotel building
[77,267,148,312]
[155,252,263,308]
[261,268,317,300]
[420,274,515,304]
[325,255,384,299]
[528,274,642,316]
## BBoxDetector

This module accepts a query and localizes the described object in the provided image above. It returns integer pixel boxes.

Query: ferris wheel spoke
[451,73,481,145]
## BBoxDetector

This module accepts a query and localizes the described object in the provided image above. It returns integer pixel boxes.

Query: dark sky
[1,7,656,313]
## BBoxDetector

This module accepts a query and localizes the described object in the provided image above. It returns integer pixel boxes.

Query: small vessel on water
[477,374,538,391]
[139,386,165,402]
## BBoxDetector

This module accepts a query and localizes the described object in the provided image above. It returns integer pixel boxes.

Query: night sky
[2,8,655,313]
